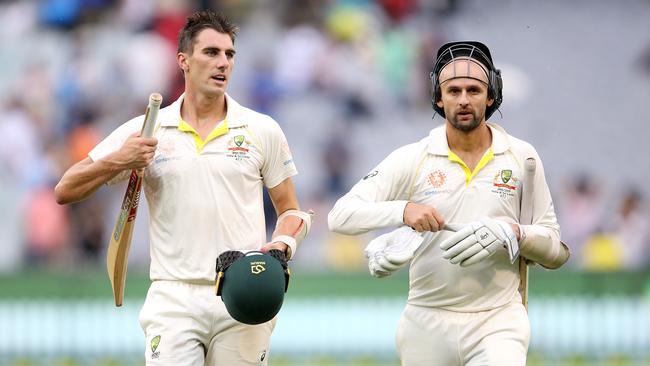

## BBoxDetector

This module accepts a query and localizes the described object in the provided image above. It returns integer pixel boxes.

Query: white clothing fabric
[90,93,298,282]
[139,280,275,365]
[329,123,561,312]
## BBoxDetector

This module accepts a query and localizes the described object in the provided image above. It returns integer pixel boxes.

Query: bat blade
[518,157,536,311]
[106,93,162,307]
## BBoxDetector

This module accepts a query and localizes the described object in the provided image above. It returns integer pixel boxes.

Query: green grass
[3,355,650,366]
[1,268,649,300]
[0,269,409,300]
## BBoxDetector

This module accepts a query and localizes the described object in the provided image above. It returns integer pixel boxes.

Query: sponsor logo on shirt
[363,170,378,180]
[422,169,451,196]
[260,349,267,363]
[154,140,181,164]
[427,170,446,188]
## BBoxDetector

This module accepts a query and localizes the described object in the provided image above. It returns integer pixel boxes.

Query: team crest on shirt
[501,169,512,183]
[491,169,519,199]
[227,135,252,160]
[150,335,161,359]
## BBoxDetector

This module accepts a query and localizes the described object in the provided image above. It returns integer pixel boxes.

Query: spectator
[612,189,649,269]
[556,174,605,262]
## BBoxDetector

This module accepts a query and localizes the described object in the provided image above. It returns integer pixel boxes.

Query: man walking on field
[328,41,569,365]
[55,10,311,365]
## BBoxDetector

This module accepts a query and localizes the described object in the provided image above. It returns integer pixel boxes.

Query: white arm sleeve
[328,144,419,235]
[515,148,569,269]
[519,225,570,269]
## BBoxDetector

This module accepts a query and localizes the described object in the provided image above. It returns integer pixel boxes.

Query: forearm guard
[272,209,313,259]
[519,225,570,269]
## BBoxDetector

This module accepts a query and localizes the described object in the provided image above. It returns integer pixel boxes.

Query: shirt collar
[426,122,511,156]
[158,93,247,128]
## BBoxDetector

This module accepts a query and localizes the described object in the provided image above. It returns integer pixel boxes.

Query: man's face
[179,28,235,96]
[436,59,493,132]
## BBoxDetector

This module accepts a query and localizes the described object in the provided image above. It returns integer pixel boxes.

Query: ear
[486,97,494,107]
[177,53,189,73]
[436,99,444,109]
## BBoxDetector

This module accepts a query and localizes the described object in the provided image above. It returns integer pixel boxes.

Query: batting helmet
[430,41,503,120]
[215,250,290,325]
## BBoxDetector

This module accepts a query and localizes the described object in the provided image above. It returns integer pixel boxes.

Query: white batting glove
[439,218,519,267]
[364,226,425,278]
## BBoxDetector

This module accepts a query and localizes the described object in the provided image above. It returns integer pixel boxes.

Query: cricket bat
[107,92,162,307]
[519,157,536,311]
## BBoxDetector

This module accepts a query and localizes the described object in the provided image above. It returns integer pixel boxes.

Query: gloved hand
[439,218,519,267]
[364,226,425,278]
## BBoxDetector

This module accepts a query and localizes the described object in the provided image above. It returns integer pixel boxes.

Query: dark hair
[177,10,238,54]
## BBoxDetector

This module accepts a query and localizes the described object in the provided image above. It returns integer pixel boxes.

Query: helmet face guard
[215,250,290,325]
[430,41,503,120]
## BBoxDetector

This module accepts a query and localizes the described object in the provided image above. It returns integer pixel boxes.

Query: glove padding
[364,226,424,278]
[439,219,519,267]
[215,250,245,296]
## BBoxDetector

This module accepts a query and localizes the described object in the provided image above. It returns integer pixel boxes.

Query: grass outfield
[0,268,648,300]
[1,269,649,365]
[2,354,650,366]
[0,269,410,300]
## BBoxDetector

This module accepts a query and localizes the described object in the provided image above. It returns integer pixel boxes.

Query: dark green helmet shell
[216,251,289,325]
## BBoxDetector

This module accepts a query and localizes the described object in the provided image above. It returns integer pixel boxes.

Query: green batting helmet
[215,250,290,325]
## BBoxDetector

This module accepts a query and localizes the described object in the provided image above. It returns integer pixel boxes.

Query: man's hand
[439,218,519,267]
[365,226,425,278]
[403,202,445,233]
[260,241,289,254]
[110,132,158,170]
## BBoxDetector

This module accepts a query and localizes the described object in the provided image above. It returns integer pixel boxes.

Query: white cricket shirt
[329,123,560,311]
[90,94,297,282]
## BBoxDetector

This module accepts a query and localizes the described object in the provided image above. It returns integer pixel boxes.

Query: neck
[181,89,227,126]
[446,121,492,154]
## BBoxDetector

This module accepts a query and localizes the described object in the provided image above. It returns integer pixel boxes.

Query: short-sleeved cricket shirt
[90,94,298,282]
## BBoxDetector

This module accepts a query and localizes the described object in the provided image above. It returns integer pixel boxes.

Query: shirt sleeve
[517,146,567,268]
[328,144,420,235]
[259,118,298,189]
[88,116,143,186]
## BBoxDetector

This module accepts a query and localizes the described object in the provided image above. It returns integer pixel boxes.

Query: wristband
[271,235,297,260]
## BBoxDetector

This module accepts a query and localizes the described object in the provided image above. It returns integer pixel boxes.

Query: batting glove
[439,218,519,267]
[364,226,425,278]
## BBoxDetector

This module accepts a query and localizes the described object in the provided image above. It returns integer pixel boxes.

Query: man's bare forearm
[54,155,125,204]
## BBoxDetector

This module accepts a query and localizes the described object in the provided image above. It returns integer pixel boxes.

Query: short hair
[177,10,238,54]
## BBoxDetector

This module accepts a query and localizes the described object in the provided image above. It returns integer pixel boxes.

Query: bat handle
[443,223,463,232]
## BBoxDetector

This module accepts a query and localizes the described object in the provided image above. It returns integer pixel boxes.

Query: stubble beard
[449,110,483,132]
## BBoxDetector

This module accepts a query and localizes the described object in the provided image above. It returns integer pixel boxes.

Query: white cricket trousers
[139,280,276,365]
[396,301,529,366]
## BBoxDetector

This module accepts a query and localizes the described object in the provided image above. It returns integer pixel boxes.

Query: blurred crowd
[0,0,648,274]
[556,175,650,271]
